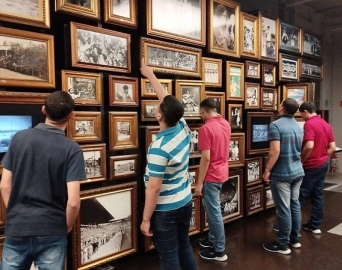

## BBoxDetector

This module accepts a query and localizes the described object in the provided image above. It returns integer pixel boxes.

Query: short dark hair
[45,91,75,123]
[200,98,217,112]
[214,4,226,17]
[159,95,184,127]
[282,98,299,116]
[299,101,316,113]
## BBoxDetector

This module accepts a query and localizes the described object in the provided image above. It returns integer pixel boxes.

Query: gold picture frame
[55,0,100,19]
[301,59,323,80]
[245,82,260,109]
[228,103,243,130]
[61,70,102,106]
[104,0,137,28]
[0,91,48,104]
[202,57,222,87]
[141,100,158,122]
[109,76,138,107]
[205,91,225,118]
[259,12,279,62]
[245,60,260,79]
[226,61,244,101]
[189,125,202,158]
[261,87,276,110]
[140,78,172,98]
[109,154,138,180]
[302,31,321,58]
[145,126,159,151]
[246,185,264,216]
[80,143,106,184]
[283,83,308,116]
[229,133,245,168]
[262,63,276,87]
[279,20,302,54]
[279,53,300,82]
[109,112,138,151]
[245,157,263,187]
[240,12,259,59]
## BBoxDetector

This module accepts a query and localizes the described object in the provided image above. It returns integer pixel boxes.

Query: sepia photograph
[141,100,158,121]
[303,32,321,58]
[67,112,101,143]
[76,120,94,135]
[262,64,276,86]
[141,78,172,98]
[259,14,277,61]
[228,104,242,129]
[110,154,138,180]
[83,149,102,179]
[245,83,260,109]
[245,157,262,187]
[104,0,137,27]
[279,21,302,54]
[109,76,138,106]
[117,121,130,142]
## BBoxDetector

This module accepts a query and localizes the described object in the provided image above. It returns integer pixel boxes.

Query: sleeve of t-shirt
[198,126,212,151]
[268,123,280,141]
[303,122,315,142]
[66,148,86,182]
[1,133,18,171]
[147,146,169,179]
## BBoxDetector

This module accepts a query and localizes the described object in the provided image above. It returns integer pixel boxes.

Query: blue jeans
[151,201,197,270]
[0,234,67,270]
[299,160,329,229]
[202,182,225,253]
[270,177,303,246]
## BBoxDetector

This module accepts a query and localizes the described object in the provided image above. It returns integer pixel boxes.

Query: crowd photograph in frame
[245,60,260,79]
[261,87,276,110]
[229,133,245,168]
[145,126,159,151]
[226,61,244,101]
[67,111,102,143]
[262,63,276,87]
[80,143,106,184]
[55,0,100,19]
[202,57,222,87]
[141,78,172,98]
[109,154,138,180]
[61,70,102,106]
[228,104,243,130]
[301,59,323,80]
[141,37,202,77]
[188,165,199,188]
[72,182,137,269]
[245,82,260,109]
[205,91,225,118]
[208,0,240,57]
[189,125,202,158]
[176,80,205,120]
[146,0,206,46]
[279,53,300,82]
[189,196,201,236]
[245,157,263,187]
[0,27,55,88]
[247,112,273,155]
[278,21,302,54]
[104,0,137,28]
[246,185,264,216]
[303,31,321,58]
[109,112,138,151]
[220,169,243,224]
[141,100,158,122]
[240,12,259,59]
[283,83,308,114]
[0,0,50,28]
[70,22,131,73]
[264,186,275,209]
[259,13,278,62]
[0,91,48,104]
[109,76,138,106]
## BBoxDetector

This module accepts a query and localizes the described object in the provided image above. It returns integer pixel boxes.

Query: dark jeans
[299,160,329,229]
[151,201,197,270]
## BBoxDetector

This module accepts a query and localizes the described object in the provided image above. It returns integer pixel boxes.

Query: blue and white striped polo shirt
[144,118,192,211]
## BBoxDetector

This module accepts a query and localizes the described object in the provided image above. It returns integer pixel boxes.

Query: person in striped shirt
[140,59,198,270]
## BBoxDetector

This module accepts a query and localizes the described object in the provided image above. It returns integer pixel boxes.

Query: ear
[69,111,75,120]
[155,111,162,121]
[41,105,47,115]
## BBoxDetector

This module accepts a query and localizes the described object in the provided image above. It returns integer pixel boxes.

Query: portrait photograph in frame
[245,60,260,79]
[145,126,159,151]
[261,87,276,110]
[240,12,259,59]
[245,157,263,187]
[80,143,106,184]
[176,80,205,120]
[301,59,323,80]
[72,182,137,269]
[109,112,138,151]
[0,0,50,28]
[141,100,158,122]
[62,70,102,106]
[279,21,302,54]
[70,22,131,73]
[264,186,275,209]
[202,57,222,87]
[226,61,244,101]
[205,91,225,118]
[189,196,201,236]
[141,78,172,98]
[229,133,245,168]
[56,0,100,19]
[189,125,202,158]
[246,185,264,216]
[246,112,273,155]
[228,104,243,130]
[146,0,206,46]
[188,165,199,188]
[259,13,278,62]
[0,27,55,88]
[283,83,308,111]
[279,53,300,82]
[262,63,276,87]
[67,111,102,143]
[109,154,138,180]
[104,0,137,28]
[109,76,138,107]
[141,37,202,77]
[208,0,240,57]
[245,82,260,109]
[303,31,321,58]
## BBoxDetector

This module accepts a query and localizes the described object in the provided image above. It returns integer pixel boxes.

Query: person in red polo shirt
[299,101,336,234]
[194,98,231,262]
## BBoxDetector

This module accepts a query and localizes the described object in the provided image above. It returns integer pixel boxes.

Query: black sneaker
[199,249,228,261]
[303,223,321,234]
[199,238,213,248]
[290,239,301,248]
[272,224,279,232]
[263,241,291,255]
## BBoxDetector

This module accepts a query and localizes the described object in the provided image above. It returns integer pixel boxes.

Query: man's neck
[45,119,67,131]
[308,112,317,119]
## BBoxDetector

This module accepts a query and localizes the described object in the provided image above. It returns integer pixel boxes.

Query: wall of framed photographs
[0,0,329,269]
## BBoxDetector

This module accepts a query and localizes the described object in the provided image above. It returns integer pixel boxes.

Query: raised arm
[140,58,169,102]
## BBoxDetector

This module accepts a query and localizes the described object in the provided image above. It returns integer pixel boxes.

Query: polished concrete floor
[110,174,342,270]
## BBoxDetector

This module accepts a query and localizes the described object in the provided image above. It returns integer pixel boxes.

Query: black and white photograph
[67,0,90,7]
[302,61,323,79]
[190,129,199,154]
[117,121,130,141]
[266,188,274,207]
[115,83,132,101]
[190,200,196,228]
[281,57,298,80]
[1,0,40,18]
[181,87,200,115]
[76,120,94,135]
[229,141,239,161]
[145,82,169,94]
[83,150,102,178]
[262,64,275,86]
[114,159,135,176]
[113,0,130,18]
[262,91,274,107]
[247,161,260,182]
[280,22,301,53]
[145,105,157,118]
[204,62,219,84]
[68,77,96,100]
[189,171,196,186]
[303,33,321,58]
[220,174,239,220]
[243,20,254,53]
[246,85,259,108]
[260,16,276,60]
[252,124,268,143]
[110,155,137,180]
[245,61,259,78]
[249,191,261,210]
[228,105,242,129]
